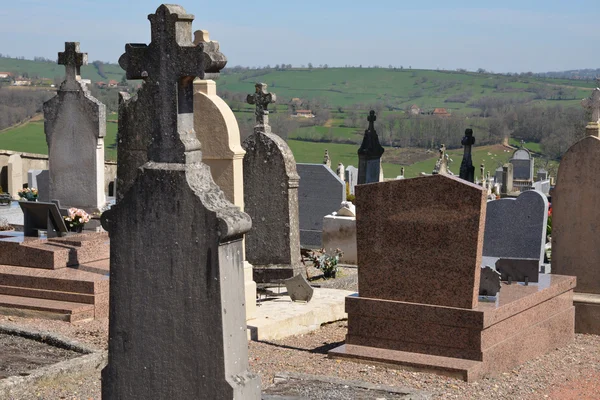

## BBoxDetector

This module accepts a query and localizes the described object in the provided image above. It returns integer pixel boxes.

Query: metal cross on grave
[58,42,87,87]
[117,4,226,164]
[247,83,276,132]
[582,88,600,124]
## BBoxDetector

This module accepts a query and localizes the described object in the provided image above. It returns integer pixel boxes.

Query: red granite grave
[329,175,576,381]
[0,231,109,322]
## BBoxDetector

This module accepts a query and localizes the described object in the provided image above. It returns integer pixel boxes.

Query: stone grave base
[253,264,305,284]
[329,274,576,382]
[0,231,109,322]
[247,288,353,341]
[0,231,109,269]
[573,293,600,334]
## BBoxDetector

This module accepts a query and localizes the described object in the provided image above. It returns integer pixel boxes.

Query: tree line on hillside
[0,87,54,130]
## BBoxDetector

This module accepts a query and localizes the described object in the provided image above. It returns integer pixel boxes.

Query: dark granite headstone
[495,258,539,283]
[357,111,384,184]
[510,149,534,181]
[483,190,548,264]
[100,5,260,399]
[297,164,345,248]
[19,201,68,238]
[243,83,302,283]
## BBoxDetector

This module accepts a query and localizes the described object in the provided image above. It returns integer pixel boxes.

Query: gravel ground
[1,312,599,400]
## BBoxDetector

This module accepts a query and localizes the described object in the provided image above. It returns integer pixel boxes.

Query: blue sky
[1,1,599,72]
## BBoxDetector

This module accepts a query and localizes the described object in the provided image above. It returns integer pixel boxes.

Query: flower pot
[68,225,84,233]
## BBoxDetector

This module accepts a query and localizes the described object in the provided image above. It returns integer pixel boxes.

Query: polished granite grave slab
[0,231,109,270]
[330,274,576,382]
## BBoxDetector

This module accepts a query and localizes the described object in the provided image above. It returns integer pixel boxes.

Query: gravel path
[1,314,599,400]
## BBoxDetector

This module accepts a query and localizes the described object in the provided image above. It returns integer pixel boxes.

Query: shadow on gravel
[256,340,345,355]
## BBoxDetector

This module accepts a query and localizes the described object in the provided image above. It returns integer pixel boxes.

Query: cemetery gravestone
[358,111,384,184]
[243,83,303,283]
[459,129,475,182]
[581,87,600,137]
[101,5,260,399]
[297,164,346,248]
[553,134,600,334]
[336,163,345,182]
[192,45,256,320]
[483,190,548,264]
[7,154,22,200]
[330,174,576,381]
[43,42,106,211]
[345,166,358,195]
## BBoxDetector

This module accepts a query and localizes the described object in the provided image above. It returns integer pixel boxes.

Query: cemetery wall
[0,149,116,193]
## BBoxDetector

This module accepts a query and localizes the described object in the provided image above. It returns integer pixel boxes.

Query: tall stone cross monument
[101,5,260,399]
[459,128,475,183]
[247,83,276,132]
[43,42,106,212]
[243,83,302,282]
[358,110,384,184]
[582,83,600,137]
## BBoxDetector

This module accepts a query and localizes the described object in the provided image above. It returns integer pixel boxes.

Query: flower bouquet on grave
[64,207,90,233]
[17,188,38,201]
[306,248,344,279]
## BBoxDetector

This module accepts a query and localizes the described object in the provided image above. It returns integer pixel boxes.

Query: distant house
[12,77,31,86]
[433,107,451,117]
[0,72,11,79]
[96,81,107,88]
[108,80,118,88]
[409,104,421,115]
[292,109,315,118]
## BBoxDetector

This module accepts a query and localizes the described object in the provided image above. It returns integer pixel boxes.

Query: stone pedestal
[330,275,575,382]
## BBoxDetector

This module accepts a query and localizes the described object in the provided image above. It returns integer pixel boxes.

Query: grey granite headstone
[43,42,106,212]
[510,148,534,181]
[100,5,260,399]
[284,274,314,302]
[357,111,384,184]
[483,190,548,263]
[297,164,345,248]
[27,169,45,189]
[243,83,302,283]
[19,201,68,238]
[345,166,358,195]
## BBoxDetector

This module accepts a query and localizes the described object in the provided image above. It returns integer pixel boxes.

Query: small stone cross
[117,5,226,164]
[582,88,600,124]
[247,83,276,131]
[58,42,87,84]
[367,110,377,132]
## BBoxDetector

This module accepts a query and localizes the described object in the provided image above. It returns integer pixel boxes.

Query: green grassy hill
[219,68,596,112]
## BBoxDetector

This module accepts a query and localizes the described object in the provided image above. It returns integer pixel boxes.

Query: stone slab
[0,231,109,270]
[356,175,486,309]
[247,288,353,341]
[330,306,573,382]
[483,190,548,263]
[495,258,540,283]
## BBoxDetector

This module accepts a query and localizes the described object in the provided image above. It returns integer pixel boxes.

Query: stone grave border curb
[271,371,431,399]
[0,322,106,398]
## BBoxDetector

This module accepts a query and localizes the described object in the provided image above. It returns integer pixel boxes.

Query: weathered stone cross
[58,42,87,86]
[459,129,475,182]
[118,4,226,164]
[367,110,376,132]
[247,83,276,132]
